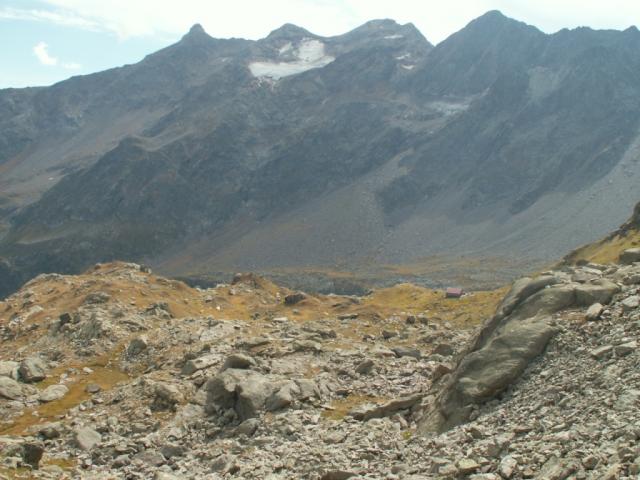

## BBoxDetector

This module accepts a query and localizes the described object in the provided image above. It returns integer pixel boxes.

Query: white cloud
[33,41,58,66]
[7,1,640,44]
[0,6,102,31]
[32,41,82,70]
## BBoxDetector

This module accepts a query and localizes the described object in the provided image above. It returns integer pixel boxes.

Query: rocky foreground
[0,249,639,479]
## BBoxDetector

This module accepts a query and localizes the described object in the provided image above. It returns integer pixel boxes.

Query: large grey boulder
[221,353,255,371]
[39,384,69,402]
[152,382,184,411]
[204,369,318,421]
[574,280,620,305]
[507,285,576,322]
[205,369,274,420]
[181,353,218,376]
[72,426,102,450]
[495,275,560,319]
[0,376,23,400]
[265,381,298,412]
[126,336,148,358]
[419,273,619,434]
[621,295,639,312]
[585,303,604,321]
[235,375,275,420]
[620,248,640,265]
[456,318,556,402]
[0,361,19,380]
[19,357,47,383]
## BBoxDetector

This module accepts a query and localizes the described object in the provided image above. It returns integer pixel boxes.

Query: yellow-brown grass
[564,229,640,265]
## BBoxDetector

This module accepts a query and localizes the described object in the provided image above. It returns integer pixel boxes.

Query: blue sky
[2,0,639,89]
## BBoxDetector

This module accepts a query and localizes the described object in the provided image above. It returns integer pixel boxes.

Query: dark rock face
[1,12,640,297]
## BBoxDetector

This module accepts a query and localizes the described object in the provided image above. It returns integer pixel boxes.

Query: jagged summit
[342,18,430,43]
[265,23,315,41]
[465,9,541,34]
[179,23,212,44]
[188,23,206,35]
[357,18,403,29]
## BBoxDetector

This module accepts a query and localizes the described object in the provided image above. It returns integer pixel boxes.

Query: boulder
[457,459,480,474]
[22,442,45,469]
[265,382,298,411]
[205,369,316,420]
[456,318,557,403]
[392,346,422,359]
[355,359,375,375]
[181,353,218,375]
[126,336,148,357]
[235,418,260,437]
[620,248,640,264]
[152,383,183,411]
[590,345,613,359]
[205,369,275,420]
[84,292,111,304]
[417,272,603,433]
[159,444,186,459]
[221,353,255,371]
[614,341,636,356]
[284,292,307,305]
[85,383,101,394]
[295,379,319,401]
[38,422,63,439]
[0,376,23,400]
[235,374,276,420]
[72,426,101,450]
[495,275,560,319]
[39,384,69,402]
[585,303,604,321]
[0,360,19,379]
[18,357,47,383]
[508,285,576,322]
[621,295,639,312]
[574,280,620,305]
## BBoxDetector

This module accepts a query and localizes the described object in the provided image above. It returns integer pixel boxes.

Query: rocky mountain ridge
[1,11,639,297]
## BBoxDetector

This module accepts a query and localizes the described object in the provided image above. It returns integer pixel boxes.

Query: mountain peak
[468,9,535,31]
[189,23,206,35]
[266,23,315,41]
[341,18,431,46]
[479,10,508,20]
[180,23,212,44]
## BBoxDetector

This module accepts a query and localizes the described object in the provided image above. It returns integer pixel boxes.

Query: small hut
[445,287,464,299]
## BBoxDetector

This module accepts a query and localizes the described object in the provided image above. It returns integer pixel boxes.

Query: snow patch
[401,64,415,70]
[278,42,293,55]
[429,101,470,115]
[395,53,411,60]
[384,34,404,40]
[250,39,335,80]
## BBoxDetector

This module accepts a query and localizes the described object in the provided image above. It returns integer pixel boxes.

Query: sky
[1,0,639,89]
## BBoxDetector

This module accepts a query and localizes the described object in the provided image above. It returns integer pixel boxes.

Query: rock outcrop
[420,272,620,433]
[204,368,320,421]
